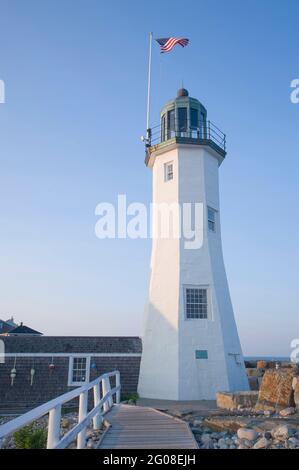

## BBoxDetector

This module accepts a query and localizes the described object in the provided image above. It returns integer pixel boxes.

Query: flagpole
[146,32,153,145]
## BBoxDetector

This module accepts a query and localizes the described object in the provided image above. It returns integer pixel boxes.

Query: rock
[61,418,71,429]
[201,434,213,444]
[200,435,214,449]
[191,428,202,435]
[264,431,272,440]
[242,439,254,448]
[218,443,228,449]
[217,391,259,410]
[237,428,258,441]
[248,376,259,391]
[272,424,290,441]
[217,438,227,447]
[256,368,297,411]
[280,407,296,417]
[193,419,203,427]
[292,377,298,390]
[294,380,299,409]
[253,437,270,449]
[288,437,299,446]
[257,361,267,369]
[86,439,94,449]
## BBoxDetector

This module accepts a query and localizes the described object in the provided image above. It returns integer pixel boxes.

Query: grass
[14,424,47,449]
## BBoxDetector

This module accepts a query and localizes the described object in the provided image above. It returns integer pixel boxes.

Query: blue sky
[0,0,298,355]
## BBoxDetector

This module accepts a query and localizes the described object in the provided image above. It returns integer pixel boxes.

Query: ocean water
[244,356,290,362]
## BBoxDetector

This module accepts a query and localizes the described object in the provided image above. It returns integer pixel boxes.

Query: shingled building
[0,336,142,413]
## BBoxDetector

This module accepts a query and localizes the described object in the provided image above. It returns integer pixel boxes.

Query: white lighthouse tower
[138,88,249,400]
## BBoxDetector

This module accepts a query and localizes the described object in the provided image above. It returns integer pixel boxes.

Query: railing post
[102,376,111,412]
[47,404,61,449]
[116,372,121,404]
[93,383,102,430]
[77,391,88,449]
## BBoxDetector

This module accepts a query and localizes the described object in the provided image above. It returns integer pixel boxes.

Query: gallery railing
[147,119,226,155]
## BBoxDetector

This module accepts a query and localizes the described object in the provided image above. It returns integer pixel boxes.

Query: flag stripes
[156,37,189,53]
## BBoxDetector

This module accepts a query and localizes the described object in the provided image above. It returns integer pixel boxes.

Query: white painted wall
[138,144,249,400]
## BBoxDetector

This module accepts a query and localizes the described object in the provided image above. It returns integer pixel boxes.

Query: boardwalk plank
[98,404,198,449]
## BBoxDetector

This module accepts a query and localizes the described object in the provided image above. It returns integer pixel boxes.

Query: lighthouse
[138,88,249,400]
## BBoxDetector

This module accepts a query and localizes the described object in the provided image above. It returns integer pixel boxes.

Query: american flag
[155,37,189,53]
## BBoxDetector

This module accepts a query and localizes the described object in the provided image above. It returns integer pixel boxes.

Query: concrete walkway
[137,398,217,413]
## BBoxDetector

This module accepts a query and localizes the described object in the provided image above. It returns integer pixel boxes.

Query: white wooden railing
[0,370,120,449]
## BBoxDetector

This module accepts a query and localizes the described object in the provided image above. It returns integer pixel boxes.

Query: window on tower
[200,111,206,138]
[178,107,187,133]
[167,109,175,139]
[161,114,166,142]
[190,108,198,129]
[164,162,174,181]
[208,207,217,232]
[184,287,208,319]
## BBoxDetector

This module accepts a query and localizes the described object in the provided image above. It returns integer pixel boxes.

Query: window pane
[72,357,87,383]
[185,288,208,319]
[165,162,173,181]
[161,114,166,142]
[178,107,187,132]
[167,109,175,138]
[190,108,198,129]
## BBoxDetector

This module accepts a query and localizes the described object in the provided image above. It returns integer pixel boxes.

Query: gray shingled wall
[0,336,142,414]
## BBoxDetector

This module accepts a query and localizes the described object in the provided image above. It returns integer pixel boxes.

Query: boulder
[292,377,298,389]
[247,368,263,377]
[237,428,258,441]
[255,368,297,411]
[272,424,291,441]
[253,437,270,449]
[217,391,258,410]
[279,407,296,417]
[294,380,299,408]
[257,361,267,369]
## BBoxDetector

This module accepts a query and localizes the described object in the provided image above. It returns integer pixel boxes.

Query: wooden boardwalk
[98,404,198,449]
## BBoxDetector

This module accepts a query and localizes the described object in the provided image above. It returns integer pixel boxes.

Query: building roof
[8,324,43,336]
[5,317,18,328]
[0,319,14,334]
[2,336,142,354]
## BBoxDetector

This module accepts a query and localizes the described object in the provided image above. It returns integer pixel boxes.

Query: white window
[208,207,217,232]
[184,286,209,319]
[164,162,174,181]
[68,356,90,386]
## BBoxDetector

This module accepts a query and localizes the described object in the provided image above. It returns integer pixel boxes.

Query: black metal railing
[147,119,226,154]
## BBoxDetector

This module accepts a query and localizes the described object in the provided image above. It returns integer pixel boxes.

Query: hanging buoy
[10,368,16,386]
[10,357,17,386]
[30,368,35,386]
[49,356,55,375]
[49,363,55,377]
